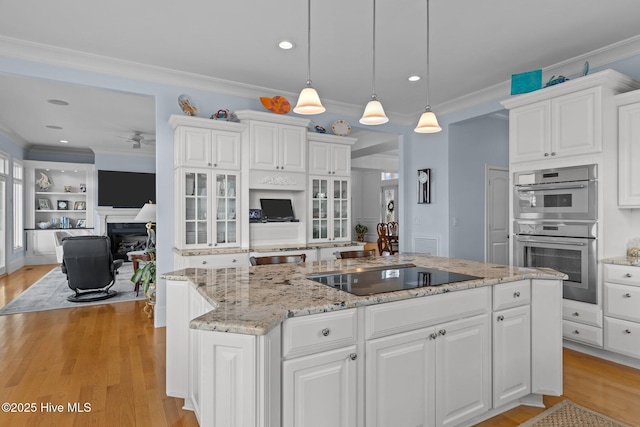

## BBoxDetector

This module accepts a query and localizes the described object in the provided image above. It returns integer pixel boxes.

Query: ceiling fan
[119,131,155,149]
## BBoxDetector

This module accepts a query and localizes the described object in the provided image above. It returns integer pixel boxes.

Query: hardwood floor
[1,265,639,426]
[0,265,198,427]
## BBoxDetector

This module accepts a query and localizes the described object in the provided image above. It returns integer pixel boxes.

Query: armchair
[61,235,124,302]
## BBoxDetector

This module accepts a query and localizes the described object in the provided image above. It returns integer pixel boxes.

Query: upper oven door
[513,180,597,220]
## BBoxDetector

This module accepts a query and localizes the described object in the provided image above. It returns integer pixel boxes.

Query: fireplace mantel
[95,207,145,235]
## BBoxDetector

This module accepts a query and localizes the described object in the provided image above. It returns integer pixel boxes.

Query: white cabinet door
[331,143,351,176]
[436,314,491,427]
[282,345,358,427]
[551,87,600,158]
[179,127,212,168]
[308,141,351,176]
[493,305,531,407]
[309,176,350,243]
[531,279,563,396]
[366,328,436,427]
[249,122,306,172]
[618,101,640,207]
[212,130,241,170]
[279,124,306,172]
[509,101,550,163]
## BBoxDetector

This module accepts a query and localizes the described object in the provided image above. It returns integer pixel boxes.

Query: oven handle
[516,238,586,246]
[516,184,586,192]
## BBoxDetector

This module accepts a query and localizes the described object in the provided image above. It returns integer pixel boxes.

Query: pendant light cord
[425,0,431,109]
[306,0,312,85]
[371,0,377,98]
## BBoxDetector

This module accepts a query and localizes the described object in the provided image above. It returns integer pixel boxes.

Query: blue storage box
[511,70,542,95]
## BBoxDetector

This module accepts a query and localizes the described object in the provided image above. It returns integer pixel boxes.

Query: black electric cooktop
[307,264,481,296]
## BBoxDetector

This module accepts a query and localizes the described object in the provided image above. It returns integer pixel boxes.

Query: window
[13,160,23,251]
[381,172,399,180]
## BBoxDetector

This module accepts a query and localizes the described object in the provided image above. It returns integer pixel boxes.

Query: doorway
[381,184,398,223]
[485,165,509,265]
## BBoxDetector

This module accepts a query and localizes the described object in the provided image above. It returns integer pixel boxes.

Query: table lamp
[135,201,156,251]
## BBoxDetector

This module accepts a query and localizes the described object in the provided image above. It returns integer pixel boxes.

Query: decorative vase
[357,233,365,242]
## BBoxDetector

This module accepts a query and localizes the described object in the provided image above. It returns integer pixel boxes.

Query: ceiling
[1,0,640,155]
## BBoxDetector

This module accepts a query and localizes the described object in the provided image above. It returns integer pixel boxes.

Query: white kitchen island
[164,254,565,427]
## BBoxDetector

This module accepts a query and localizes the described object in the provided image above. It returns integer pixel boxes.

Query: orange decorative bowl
[260,96,291,114]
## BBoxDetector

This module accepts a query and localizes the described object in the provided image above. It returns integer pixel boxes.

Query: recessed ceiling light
[278,40,295,50]
[408,75,421,82]
[47,99,69,106]
[46,125,63,130]
[59,140,69,144]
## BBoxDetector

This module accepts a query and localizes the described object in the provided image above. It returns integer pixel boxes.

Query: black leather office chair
[61,235,124,302]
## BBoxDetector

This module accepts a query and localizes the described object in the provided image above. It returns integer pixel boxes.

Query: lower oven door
[515,234,597,304]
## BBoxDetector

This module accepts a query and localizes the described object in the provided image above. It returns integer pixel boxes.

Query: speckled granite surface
[163,254,566,335]
[601,256,640,266]
[173,241,363,256]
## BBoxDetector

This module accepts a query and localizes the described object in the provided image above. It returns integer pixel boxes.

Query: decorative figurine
[36,172,52,191]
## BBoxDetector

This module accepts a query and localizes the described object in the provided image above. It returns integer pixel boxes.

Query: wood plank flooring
[1,264,639,426]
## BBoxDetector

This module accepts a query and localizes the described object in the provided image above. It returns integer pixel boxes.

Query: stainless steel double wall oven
[513,165,598,304]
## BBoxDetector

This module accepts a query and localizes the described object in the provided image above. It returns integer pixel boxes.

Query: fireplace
[107,222,148,260]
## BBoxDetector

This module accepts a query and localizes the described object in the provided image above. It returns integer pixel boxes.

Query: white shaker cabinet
[308,176,351,243]
[248,121,306,172]
[508,88,600,163]
[176,125,241,170]
[603,264,640,358]
[308,133,355,176]
[615,90,640,207]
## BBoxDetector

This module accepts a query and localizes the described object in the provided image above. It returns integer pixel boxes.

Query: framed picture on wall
[417,169,431,204]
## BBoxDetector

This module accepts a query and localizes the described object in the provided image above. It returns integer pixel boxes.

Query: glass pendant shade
[414,107,442,133]
[360,96,389,125]
[294,84,325,114]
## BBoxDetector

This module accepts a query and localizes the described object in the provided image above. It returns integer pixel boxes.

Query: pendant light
[294,0,325,115]
[360,0,389,125]
[414,0,442,133]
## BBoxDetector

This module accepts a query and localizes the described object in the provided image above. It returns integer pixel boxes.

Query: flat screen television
[98,170,156,208]
[260,199,295,221]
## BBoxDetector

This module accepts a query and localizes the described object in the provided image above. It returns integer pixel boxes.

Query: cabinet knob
[624,293,632,298]
[208,243,213,247]
[497,315,505,322]
[438,329,446,336]
[551,152,556,156]
[513,291,521,298]
[208,162,212,166]
[202,260,207,265]
[213,163,217,167]
[572,312,580,317]
[276,166,280,170]
[232,259,237,263]
[625,329,632,334]
[625,273,632,278]
[349,353,358,361]
[573,330,580,335]
[544,152,550,157]
[321,328,330,336]
[429,332,438,340]
[281,166,284,170]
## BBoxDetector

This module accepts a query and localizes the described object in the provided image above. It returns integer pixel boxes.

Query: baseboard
[563,339,640,370]
[7,257,25,274]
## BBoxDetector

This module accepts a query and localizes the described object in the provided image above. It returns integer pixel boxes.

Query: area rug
[0,263,145,315]
[519,400,631,427]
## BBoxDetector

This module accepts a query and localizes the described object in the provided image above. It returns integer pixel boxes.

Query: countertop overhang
[163,254,566,335]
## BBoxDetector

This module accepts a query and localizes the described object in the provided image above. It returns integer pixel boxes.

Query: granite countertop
[163,254,566,336]
[173,241,363,256]
[601,256,640,266]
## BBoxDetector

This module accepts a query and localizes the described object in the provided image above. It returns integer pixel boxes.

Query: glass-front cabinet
[309,176,350,242]
[179,168,239,249]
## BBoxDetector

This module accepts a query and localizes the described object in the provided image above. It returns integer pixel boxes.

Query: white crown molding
[2,34,640,128]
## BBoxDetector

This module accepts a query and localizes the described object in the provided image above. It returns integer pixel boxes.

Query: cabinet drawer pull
[202,260,207,265]
[349,353,358,361]
[513,291,521,298]
[232,259,237,263]
[497,315,505,322]
[625,273,632,278]
[551,152,556,156]
[573,330,580,335]
[429,333,438,340]
[438,329,446,336]
[213,163,217,167]
[572,312,580,317]
[625,329,632,334]
[544,152,550,157]
[321,328,330,337]
[624,293,632,298]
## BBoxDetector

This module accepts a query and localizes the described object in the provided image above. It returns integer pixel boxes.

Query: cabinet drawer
[604,283,640,322]
[177,253,248,269]
[604,264,640,286]
[493,280,530,311]
[563,320,603,347]
[282,309,357,359]
[604,317,640,358]
[562,300,602,327]
[364,287,490,340]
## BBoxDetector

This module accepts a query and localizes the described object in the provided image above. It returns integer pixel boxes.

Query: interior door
[486,166,509,265]
[0,176,5,275]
